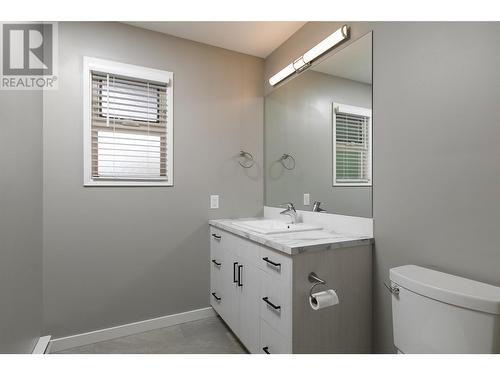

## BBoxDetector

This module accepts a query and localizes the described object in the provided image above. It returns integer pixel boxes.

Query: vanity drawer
[260,319,291,354]
[210,245,223,284]
[210,227,224,254]
[259,246,292,283]
[210,287,224,315]
[260,272,292,337]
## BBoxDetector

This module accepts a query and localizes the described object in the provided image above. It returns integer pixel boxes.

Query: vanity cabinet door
[236,259,261,353]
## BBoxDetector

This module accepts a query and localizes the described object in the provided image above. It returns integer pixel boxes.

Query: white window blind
[333,103,372,186]
[90,70,170,182]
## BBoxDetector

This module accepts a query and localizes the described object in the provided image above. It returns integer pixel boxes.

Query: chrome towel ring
[280,153,296,170]
[238,150,255,168]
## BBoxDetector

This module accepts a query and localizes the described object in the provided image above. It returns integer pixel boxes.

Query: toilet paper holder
[308,272,329,301]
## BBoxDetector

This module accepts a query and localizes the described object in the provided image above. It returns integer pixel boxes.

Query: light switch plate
[210,195,219,209]
[304,193,310,206]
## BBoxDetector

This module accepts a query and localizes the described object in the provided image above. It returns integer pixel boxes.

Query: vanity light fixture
[268,25,350,86]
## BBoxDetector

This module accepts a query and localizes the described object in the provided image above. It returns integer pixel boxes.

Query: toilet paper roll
[309,289,339,310]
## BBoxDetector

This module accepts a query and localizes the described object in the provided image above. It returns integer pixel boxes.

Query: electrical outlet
[210,195,219,209]
[304,193,310,206]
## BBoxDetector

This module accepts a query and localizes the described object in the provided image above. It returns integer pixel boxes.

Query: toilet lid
[390,265,500,315]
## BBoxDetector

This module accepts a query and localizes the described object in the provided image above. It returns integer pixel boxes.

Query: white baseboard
[48,306,215,353]
[32,335,51,354]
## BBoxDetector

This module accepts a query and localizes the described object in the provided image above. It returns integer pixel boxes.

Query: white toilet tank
[390,265,500,353]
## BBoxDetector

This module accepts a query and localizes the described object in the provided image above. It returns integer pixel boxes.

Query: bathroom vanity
[208,209,373,354]
[210,30,375,354]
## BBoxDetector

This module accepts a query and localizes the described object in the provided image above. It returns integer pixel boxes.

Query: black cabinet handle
[211,259,221,266]
[237,265,243,286]
[211,292,221,301]
[262,346,270,354]
[262,297,281,310]
[212,233,221,240]
[262,257,281,268]
[233,262,238,283]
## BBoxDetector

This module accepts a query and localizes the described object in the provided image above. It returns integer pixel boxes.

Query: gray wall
[265,22,500,353]
[0,91,43,352]
[265,70,372,217]
[43,22,264,338]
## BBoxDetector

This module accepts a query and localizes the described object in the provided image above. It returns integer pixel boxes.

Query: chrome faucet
[280,202,297,223]
[312,201,326,213]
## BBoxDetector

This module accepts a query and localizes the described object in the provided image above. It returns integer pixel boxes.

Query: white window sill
[84,180,173,187]
[334,181,372,187]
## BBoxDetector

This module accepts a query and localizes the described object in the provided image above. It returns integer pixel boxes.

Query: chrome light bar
[268,25,349,86]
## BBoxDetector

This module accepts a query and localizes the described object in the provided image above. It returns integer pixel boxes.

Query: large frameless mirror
[264,31,373,217]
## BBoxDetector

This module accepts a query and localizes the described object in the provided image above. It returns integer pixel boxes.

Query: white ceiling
[312,32,372,84]
[125,22,306,58]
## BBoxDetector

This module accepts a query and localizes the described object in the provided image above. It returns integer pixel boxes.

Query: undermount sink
[233,219,322,235]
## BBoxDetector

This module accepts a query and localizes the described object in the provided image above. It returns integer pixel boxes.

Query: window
[83,57,173,186]
[333,103,372,186]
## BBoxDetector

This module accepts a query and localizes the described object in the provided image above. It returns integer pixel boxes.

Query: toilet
[389,265,500,353]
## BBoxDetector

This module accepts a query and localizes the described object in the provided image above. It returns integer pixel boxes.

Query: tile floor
[54,316,247,354]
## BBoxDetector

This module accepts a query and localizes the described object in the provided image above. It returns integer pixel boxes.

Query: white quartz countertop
[209,218,374,255]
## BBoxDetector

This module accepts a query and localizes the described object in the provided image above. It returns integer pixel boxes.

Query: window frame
[332,102,372,187]
[83,56,174,186]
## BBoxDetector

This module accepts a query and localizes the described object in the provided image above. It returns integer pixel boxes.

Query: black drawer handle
[212,233,221,240]
[262,346,270,354]
[262,257,281,268]
[211,292,221,301]
[237,265,243,286]
[262,297,281,310]
[211,259,221,266]
[233,262,238,283]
